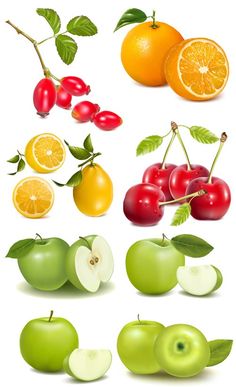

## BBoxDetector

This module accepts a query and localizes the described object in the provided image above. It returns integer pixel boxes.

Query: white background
[0,0,235,385]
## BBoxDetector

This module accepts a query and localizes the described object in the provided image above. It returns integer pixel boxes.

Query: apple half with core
[177,265,223,296]
[20,311,78,372]
[155,324,210,377]
[64,349,112,381]
[126,238,185,294]
[66,235,114,292]
[117,318,164,374]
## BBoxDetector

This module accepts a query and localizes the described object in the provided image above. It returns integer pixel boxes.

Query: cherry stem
[161,131,176,169]
[176,133,192,171]
[78,152,102,168]
[48,310,54,322]
[159,189,206,206]
[207,132,227,184]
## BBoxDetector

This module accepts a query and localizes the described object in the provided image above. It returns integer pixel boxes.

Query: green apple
[126,238,185,294]
[155,324,210,377]
[20,311,79,372]
[177,265,223,296]
[64,349,112,381]
[66,235,114,292]
[117,318,164,374]
[17,237,69,291]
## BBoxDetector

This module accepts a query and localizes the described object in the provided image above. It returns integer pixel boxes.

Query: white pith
[68,349,112,381]
[75,236,114,292]
[177,265,217,296]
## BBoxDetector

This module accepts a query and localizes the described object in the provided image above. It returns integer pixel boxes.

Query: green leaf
[114,8,147,31]
[64,140,91,160]
[7,155,19,163]
[67,16,97,36]
[36,8,61,34]
[55,34,77,65]
[171,234,214,257]
[136,136,163,156]
[83,134,94,153]
[189,126,219,144]
[53,170,82,187]
[207,340,233,367]
[17,158,25,172]
[171,203,191,226]
[6,239,35,258]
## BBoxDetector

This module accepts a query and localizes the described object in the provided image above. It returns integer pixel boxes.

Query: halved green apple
[64,349,112,381]
[66,235,114,292]
[177,265,223,296]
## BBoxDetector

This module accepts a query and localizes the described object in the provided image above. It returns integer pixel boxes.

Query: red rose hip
[56,86,72,109]
[33,78,57,117]
[93,111,122,131]
[61,76,90,96]
[72,101,100,122]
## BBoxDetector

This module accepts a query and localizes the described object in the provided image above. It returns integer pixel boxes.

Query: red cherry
[143,163,177,201]
[61,76,90,96]
[33,78,56,117]
[169,164,209,201]
[93,111,122,131]
[186,177,231,220]
[72,101,100,122]
[56,86,72,109]
[123,183,165,226]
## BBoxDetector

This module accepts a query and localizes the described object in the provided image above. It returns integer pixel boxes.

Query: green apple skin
[155,324,210,377]
[20,315,79,372]
[126,238,185,294]
[212,266,223,291]
[66,235,96,290]
[18,238,69,291]
[117,320,164,374]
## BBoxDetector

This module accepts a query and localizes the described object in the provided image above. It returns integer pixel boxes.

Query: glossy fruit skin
[56,86,72,109]
[61,76,90,96]
[121,21,183,86]
[186,176,231,220]
[73,164,113,216]
[17,238,69,291]
[169,164,209,200]
[117,320,164,374]
[20,316,78,372]
[155,324,210,377]
[33,78,57,117]
[93,111,123,131]
[143,163,177,201]
[72,101,100,122]
[126,238,185,294]
[123,183,165,226]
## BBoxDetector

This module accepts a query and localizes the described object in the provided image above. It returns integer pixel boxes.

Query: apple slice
[66,235,114,292]
[177,265,223,296]
[64,349,112,381]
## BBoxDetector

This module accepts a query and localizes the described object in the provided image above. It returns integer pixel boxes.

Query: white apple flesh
[64,349,112,381]
[177,265,223,296]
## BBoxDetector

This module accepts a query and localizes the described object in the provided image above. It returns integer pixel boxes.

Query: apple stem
[79,236,92,250]
[207,132,227,184]
[48,310,54,322]
[161,233,168,245]
[159,189,207,206]
[171,122,192,171]
[161,131,176,169]
[137,314,141,324]
[35,233,43,241]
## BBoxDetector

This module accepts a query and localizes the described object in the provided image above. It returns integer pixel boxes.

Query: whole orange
[121,21,183,86]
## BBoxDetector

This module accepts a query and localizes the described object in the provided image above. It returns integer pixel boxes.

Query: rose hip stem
[171,121,192,171]
[207,132,227,184]
[159,189,206,206]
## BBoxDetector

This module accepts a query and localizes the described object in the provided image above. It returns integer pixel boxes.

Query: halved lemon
[25,133,65,173]
[165,38,229,101]
[13,177,54,218]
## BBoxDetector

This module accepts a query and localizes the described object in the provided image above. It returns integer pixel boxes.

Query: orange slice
[25,133,65,173]
[165,38,229,101]
[13,177,54,218]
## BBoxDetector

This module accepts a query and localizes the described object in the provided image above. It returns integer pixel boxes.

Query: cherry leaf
[189,126,219,144]
[136,136,163,156]
[171,203,191,226]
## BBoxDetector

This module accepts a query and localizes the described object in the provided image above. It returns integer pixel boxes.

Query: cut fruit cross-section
[13,177,54,218]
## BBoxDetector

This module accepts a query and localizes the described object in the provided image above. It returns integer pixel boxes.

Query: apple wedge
[66,235,114,292]
[177,265,223,296]
[64,349,112,381]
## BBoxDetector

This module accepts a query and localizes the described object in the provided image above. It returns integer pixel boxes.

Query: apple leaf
[136,136,163,156]
[53,170,82,187]
[36,8,61,34]
[171,234,214,257]
[83,134,94,153]
[189,126,219,144]
[7,154,20,163]
[114,8,147,32]
[67,16,97,36]
[55,34,77,65]
[6,239,35,259]
[207,340,233,367]
[171,203,191,226]
[64,140,91,160]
